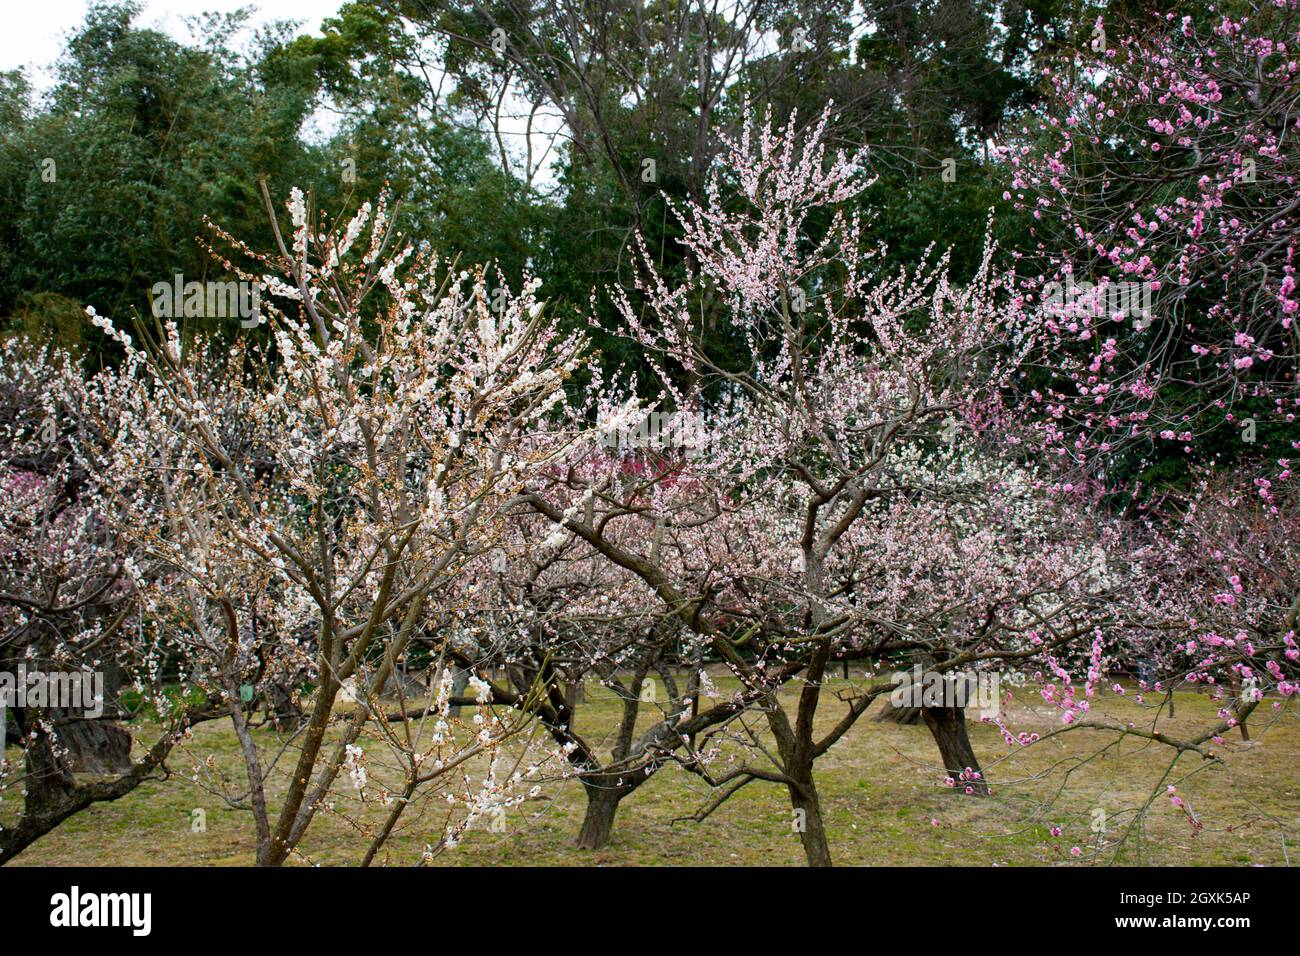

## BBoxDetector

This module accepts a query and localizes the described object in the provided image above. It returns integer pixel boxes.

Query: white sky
[0,0,344,85]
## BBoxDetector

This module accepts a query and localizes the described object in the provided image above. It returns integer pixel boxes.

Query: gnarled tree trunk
[921,704,988,796]
[58,718,132,774]
[14,709,76,815]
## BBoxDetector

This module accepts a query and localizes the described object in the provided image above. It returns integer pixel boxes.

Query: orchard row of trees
[1,1,1297,865]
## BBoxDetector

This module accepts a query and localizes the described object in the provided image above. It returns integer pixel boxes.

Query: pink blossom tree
[997,5,1300,481]
[986,7,1300,858]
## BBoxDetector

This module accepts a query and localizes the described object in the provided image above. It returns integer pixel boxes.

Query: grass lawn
[4,673,1297,866]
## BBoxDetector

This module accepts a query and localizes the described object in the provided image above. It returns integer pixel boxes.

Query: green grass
[4,673,1297,866]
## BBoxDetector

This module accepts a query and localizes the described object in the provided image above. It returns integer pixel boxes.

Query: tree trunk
[448,666,470,719]
[566,679,586,706]
[576,784,623,850]
[267,683,305,733]
[1227,674,1250,740]
[58,718,132,774]
[921,705,988,796]
[789,776,832,867]
[2,704,18,752]
[14,710,76,815]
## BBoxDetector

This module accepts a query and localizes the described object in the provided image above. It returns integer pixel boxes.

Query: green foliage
[0,0,1105,390]
[0,2,321,360]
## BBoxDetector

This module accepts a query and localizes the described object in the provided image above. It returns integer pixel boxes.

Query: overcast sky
[0,0,344,86]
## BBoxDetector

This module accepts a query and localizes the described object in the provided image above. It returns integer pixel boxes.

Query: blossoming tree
[520,106,1133,865]
[0,342,230,865]
[987,6,1299,857]
[83,185,588,865]
[998,6,1299,483]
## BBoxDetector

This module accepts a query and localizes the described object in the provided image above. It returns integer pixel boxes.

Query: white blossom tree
[83,185,587,865]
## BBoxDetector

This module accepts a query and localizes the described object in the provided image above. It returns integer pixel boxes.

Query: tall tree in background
[0,3,321,356]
